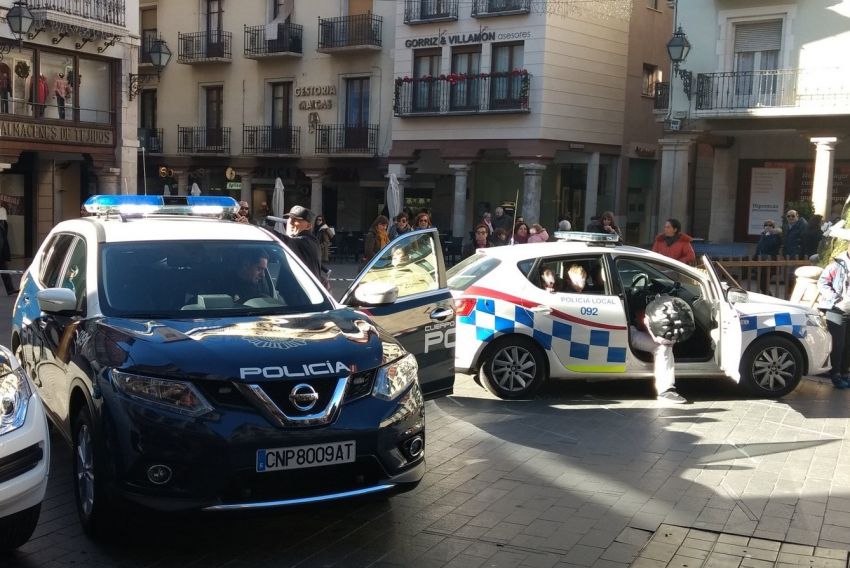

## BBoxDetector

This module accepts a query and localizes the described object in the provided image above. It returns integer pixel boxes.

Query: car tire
[480,335,547,399]
[740,335,802,398]
[72,406,115,539]
[0,504,40,552]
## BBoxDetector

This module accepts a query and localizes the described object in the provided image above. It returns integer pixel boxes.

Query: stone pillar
[449,164,470,239]
[305,171,325,215]
[811,137,838,218]
[583,153,600,228]
[235,170,252,207]
[175,170,189,196]
[519,162,546,225]
[708,147,736,243]
[658,137,693,227]
[97,167,121,195]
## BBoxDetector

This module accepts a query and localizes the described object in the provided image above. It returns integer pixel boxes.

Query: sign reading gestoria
[404,30,531,48]
[0,119,113,146]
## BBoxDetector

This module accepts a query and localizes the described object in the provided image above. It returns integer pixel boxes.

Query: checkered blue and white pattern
[739,312,808,343]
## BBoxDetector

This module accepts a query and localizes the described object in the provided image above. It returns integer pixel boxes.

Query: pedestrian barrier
[710,257,812,301]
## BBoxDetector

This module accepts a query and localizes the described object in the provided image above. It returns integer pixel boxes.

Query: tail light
[454,297,476,317]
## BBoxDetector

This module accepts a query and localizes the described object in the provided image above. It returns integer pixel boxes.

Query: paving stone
[704,551,744,568]
[667,553,705,568]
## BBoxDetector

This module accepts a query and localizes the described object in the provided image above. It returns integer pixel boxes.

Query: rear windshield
[99,241,332,317]
[447,255,501,291]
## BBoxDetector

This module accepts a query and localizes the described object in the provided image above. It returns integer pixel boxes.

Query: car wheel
[0,504,40,552]
[72,406,114,539]
[480,336,547,399]
[740,336,802,398]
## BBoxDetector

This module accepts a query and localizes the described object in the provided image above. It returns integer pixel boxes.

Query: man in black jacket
[274,205,327,289]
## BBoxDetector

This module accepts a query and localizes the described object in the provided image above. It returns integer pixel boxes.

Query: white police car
[0,345,49,551]
[448,232,830,399]
[11,195,454,538]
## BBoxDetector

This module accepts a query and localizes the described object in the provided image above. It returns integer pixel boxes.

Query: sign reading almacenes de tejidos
[0,120,114,146]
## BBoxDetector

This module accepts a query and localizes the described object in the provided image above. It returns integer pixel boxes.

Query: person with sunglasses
[388,213,411,239]
[783,209,807,259]
[463,224,491,258]
[233,201,252,224]
[753,219,782,294]
[414,212,433,230]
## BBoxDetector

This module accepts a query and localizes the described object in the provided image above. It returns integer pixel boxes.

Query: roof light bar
[83,195,239,216]
[553,231,621,243]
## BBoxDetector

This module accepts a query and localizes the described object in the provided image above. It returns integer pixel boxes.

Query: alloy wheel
[76,424,95,517]
[750,346,795,392]
[491,345,537,393]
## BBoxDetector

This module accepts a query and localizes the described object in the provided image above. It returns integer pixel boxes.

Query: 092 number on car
[257,440,356,472]
[580,307,598,316]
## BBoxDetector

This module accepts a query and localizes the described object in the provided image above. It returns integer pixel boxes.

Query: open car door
[340,229,455,399]
[702,255,742,382]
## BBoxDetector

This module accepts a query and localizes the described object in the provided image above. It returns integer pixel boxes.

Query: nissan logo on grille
[289,383,320,411]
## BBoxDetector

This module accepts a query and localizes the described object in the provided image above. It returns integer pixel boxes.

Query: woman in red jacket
[652,218,696,265]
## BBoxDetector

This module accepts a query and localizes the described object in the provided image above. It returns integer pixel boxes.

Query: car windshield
[447,255,501,291]
[99,241,332,317]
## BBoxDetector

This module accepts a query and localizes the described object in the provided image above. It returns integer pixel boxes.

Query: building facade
[137,0,396,234]
[661,0,850,243]
[389,0,670,243]
[0,0,138,259]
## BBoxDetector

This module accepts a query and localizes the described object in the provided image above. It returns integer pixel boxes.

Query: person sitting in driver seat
[562,264,588,293]
[227,249,272,304]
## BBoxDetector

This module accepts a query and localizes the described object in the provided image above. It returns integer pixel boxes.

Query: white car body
[449,241,830,397]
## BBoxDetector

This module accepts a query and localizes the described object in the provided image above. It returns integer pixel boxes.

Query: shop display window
[0,48,34,117]
[79,57,111,124]
[39,52,74,121]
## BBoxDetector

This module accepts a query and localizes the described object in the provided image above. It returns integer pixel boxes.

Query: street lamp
[666,26,693,100]
[129,37,172,100]
[6,0,34,47]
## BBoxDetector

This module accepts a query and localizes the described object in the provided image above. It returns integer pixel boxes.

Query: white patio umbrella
[190,182,201,196]
[387,173,401,220]
[272,177,285,233]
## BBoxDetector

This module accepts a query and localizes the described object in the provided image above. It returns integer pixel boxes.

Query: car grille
[259,377,342,418]
[0,443,44,484]
[196,381,253,409]
[343,370,375,403]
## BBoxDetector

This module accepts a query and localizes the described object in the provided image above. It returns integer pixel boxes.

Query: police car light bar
[83,195,239,217]
[553,231,621,244]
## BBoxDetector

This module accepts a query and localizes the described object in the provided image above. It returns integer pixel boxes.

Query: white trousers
[630,326,676,394]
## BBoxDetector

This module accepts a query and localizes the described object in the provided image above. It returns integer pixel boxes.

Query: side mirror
[727,287,749,304]
[37,288,79,313]
[353,281,399,306]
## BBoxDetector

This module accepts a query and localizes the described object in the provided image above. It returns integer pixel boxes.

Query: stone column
[708,147,736,243]
[658,137,693,227]
[175,170,189,196]
[305,171,325,215]
[519,162,546,225]
[449,164,470,239]
[97,167,121,195]
[811,137,838,218]
[235,170,252,207]
[583,153,600,227]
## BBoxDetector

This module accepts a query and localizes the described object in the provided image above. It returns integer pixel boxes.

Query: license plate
[256,440,356,472]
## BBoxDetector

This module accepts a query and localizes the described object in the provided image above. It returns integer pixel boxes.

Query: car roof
[54,216,277,244]
[477,242,678,263]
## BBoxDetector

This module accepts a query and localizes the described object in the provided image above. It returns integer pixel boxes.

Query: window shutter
[734,20,782,52]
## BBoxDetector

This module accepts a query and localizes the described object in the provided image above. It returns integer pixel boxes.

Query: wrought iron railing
[696,69,799,111]
[317,14,382,50]
[471,0,531,16]
[654,81,669,111]
[242,125,300,154]
[404,0,459,23]
[315,124,378,154]
[28,0,125,27]
[139,35,155,64]
[177,31,232,63]
[138,128,163,153]
[244,22,303,57]
[393,71,531,116]
[177,126,230,154]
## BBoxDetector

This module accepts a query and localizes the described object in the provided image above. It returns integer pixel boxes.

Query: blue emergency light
[83,195,239,216]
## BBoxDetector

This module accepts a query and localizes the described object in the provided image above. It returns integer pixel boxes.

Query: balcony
[471,0,531,17]
[244,22,303,58]
[393,71,531,116]
[315,124,378,155]
[138,128,163,153]
[177,126,231,154]
[654,81,669,111]
[242,125,300,155]
[317,14,382,53]
[28,0,126,40]
[404,0,458,24]
[177,31,232,64]
[695,69,850,116]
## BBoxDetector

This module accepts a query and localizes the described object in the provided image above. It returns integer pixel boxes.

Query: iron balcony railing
[654,81,669,111]
[317,14,382,50]
[315,124,378,154]
[393,71,531,116]
[404,0,459,24]
[138,128,163,153]
[244,22,303,57]
[177,126,230,154]
[28,0,125,27]
[696,70,799,111]
[242,125,300,154]
[177,31,232,63]
[139,35,156,64]
[471,0,531,17]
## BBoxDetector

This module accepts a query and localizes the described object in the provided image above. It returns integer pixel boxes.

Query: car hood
[95,309,401,382]
[734,292,817,315]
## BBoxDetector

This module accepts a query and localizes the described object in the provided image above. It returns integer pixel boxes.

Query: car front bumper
[0,394,50,518]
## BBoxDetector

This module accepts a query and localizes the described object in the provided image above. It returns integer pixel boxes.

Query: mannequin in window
[54,72,69,119]
[0,71,10,113]
[33,74,48,117]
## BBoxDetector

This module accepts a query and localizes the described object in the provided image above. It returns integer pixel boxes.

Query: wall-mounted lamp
[666,25,692,100]
[129,37,171,100]
[6,0,34,47]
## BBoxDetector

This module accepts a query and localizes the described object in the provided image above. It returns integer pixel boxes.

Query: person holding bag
[817,248,850,388]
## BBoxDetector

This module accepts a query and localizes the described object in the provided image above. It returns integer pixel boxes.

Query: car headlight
[111,370,213,417]
[0,366,32,436]
[372,353,418,401]
[807,313,828,330]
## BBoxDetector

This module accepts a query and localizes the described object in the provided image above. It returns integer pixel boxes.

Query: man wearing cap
[275,205,326,288]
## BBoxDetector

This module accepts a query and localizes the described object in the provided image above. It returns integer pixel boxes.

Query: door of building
[345,77,369,150]
[561,164,587,231]
[733,20,782,107]
[205,85,223,149]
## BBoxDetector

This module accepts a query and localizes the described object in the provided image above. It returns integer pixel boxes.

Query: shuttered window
[734,20,782,53]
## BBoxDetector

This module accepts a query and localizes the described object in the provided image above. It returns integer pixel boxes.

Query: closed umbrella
[190,182,201,196]
[387,173,401,219]
[163,184,171,196]
[272,178,285,233]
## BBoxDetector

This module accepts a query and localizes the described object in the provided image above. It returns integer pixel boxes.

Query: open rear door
[702,255,742,382]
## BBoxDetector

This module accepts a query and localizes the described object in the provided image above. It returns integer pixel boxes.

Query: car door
[340,228,455,399]
[522,254,630,375]
[702,255,743,382]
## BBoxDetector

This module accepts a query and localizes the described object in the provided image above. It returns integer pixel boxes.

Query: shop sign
[748,168,785,235]
[633,144,657,158]
[296,85,336,111]
[404,30,530,49]
[0,118,113,146]
[226,181,241,190]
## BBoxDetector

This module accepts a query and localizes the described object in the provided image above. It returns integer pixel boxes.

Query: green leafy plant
[14,60,29,79]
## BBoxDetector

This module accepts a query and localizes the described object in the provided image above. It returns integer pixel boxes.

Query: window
[140,91,156,130]
[140,8,157,64]
[270,81,291,151]
[642,64,659,97]
[490,42,524,108]
[647,0,658,9]
[39,52,74,121]
[205,85,223,146]
[206,0,222,34]
[530,257,607,295]
[60,238,87,311]
[358,232,438,299]
[733,20,782,103]
[79,57,111,124]
[345,77,370,149]
[451,46,480,110]
[413,49,440,112]
[39,234,74,288]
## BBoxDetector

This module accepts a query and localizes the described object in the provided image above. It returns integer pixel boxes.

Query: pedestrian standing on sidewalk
[312,214,334,263]
[388,213,411,239]
[362,215,389,267]
[817,249,850,388]
[652,218,696,265]
[274,205,328,290]
[783,209,806,259]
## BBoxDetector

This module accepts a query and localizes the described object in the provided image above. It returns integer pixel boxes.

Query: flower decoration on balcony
[14,60,29,79]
